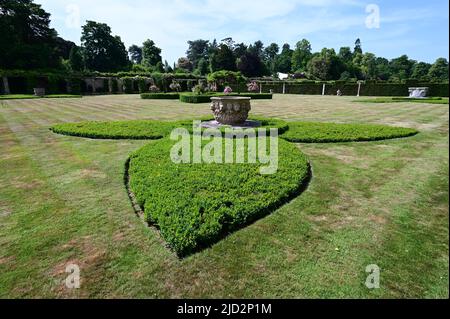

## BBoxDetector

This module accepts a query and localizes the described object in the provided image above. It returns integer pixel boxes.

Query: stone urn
[210,96,251,125]
[33,88,46,97]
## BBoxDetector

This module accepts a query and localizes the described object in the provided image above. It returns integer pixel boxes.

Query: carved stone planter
[33,88,46,97]
[210,96,251,125]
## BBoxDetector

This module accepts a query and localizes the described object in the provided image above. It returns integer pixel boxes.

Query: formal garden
[0,0,448,300]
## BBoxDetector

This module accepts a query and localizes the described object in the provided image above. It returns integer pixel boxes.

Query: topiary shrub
[128,137,310,256]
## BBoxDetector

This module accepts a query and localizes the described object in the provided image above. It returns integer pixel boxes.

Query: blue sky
[39,0,449,64]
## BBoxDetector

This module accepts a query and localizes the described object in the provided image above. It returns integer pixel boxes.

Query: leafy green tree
[164,60,173,73]
[354,38,363,55]
[128,45,143,64]
[186,39,209,69]
[292,39,312,72]
[307,48,345,80]
[196,58,209,75]
[275,44,293,73]
[210,44,237,72]
[374,57,391,80]
[233,43,248,59]
[264,43,279,74]
[248,40,264,59]
[177,57,193,72]
[338,47,353,63]
[142,39,162,67]
[359,53,377,79]
[69,46,84,71]
[428,58,449,81]
[388,55,415,81]
[237,51,264,77]
[81,21,129,72]
[411,62,432,80]
[0,0,62,69]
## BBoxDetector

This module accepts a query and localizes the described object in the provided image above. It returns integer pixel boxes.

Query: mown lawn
[0,95,448,298]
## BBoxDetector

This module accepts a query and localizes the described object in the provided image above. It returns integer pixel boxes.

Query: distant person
[337,90,343,96]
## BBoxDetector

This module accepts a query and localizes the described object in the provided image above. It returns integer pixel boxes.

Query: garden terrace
[0,94,448,298]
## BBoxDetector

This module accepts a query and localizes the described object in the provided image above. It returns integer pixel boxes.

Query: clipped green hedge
[50,120,175,140]
[179,93,273,103]
[50,117,289,139]
[140,93,180,100]
[128,137,310,256]
[281,122,418,143]
[356,97,449,104]
[0,94,82,100]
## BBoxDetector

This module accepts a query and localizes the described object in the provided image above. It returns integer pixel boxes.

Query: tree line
[1,0,448,82]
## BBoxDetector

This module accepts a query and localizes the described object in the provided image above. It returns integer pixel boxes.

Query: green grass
[355,97,449,104]
[128,137,310,256]
[0,94,82,100]
[0,94,448,298]
[281,122,418,143]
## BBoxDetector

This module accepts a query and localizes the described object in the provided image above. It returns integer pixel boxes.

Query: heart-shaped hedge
[128,137,310,256]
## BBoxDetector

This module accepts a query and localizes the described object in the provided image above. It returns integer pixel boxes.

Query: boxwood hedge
[179,93,273,103]
[50,117,289,139]
[140,93,180,99]
[281,122,418,143]
[50,120,175,140]
[128,137,310,256]
[0,94,82,100]
[355,97,448,104]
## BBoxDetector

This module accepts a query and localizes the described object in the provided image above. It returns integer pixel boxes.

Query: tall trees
[142,39,162,68]
[275,44,293,74]
[388,55,415,81]
[264,43,280,75]
[307,48,345,80]
[354,38,363,55]
[411,62,431,80]
[291,39,312,72]
[210,44,236,72]
[128,45,143,64]
[186,39,209,69]
[338,47,353,64]
[0,0,63,69]
[69,46,83,71]
[237,51,264,77]
[428,58,449,81]
[81,21,129,72]
[176,57,193,72]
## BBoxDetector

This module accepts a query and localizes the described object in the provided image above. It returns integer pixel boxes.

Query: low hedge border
[0,94,82,100]
[50,117,289,140]
[140,93,180,100]
[50,120,174,140]
[179,93,273,104]
[355,97,449,104]
[281,122,419,143]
